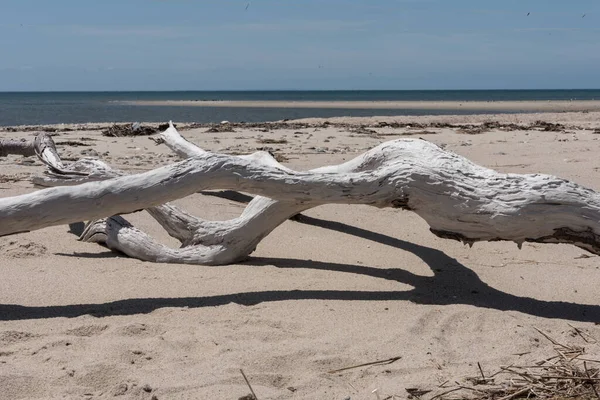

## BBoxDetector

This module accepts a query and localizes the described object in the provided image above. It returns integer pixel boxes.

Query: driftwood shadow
[1,214,599,322]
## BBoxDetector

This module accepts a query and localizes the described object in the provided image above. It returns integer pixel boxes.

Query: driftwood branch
[1,122,600,265]
[0,138,36,157]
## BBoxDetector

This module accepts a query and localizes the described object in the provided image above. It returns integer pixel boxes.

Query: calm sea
[0,90,599,126]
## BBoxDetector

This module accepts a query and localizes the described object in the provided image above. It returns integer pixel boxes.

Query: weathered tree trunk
[0,139,36,157]
[1,123,600,265]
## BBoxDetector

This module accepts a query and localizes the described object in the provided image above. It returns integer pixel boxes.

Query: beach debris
[530,120,566,132]
[55,140,91,147]
[327,356,401,374]
[205,123,235,133]
[456,121,520,134]
[405,387,432,398]
[254,146,289,162]
[1,119,591,136]
[0,138,36,157]
[4,123,600,266]
[384,130,438,136]
[157,122,175,131]
[102,123,157,137]
[0,173,29,183]
[350,126,379,136]
[411,327,600,400]
[256,138,288,144]
[239,369,258,400]
[80,148,99,157]
[1,125,73,133]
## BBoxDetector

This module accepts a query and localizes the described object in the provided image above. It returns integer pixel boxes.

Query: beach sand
[118,99,600,113]
[2,111,600,399]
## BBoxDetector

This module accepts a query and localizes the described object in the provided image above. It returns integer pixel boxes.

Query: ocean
[0,89,599,126]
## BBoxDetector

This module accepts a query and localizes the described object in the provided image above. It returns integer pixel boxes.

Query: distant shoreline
[114,99,600,112]
[4,91,600,125]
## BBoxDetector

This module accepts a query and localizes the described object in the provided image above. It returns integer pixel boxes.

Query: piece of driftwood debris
[0,138,37,157]
[1,122,600,265]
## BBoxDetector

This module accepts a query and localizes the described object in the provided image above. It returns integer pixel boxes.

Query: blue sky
[1,0,598,91]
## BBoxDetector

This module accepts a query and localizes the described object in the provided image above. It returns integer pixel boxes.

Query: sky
[0,0,598,91]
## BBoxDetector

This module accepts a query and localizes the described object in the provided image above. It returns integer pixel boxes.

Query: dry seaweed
[350,126,380,136]
[255,146,289,162]
[55,140,92,147]
[205,123,236,133]
[256,138,288,144]
[102,123,157,137]
[1,119,590,137]
[530,120,566,131]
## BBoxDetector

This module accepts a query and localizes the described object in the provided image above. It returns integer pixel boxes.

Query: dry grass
[412,327,600,400]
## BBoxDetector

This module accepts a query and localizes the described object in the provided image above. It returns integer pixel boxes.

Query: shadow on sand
[1,214,598,322]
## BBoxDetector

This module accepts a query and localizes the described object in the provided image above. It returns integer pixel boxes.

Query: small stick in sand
[580,358,600,364]
[429,387,462,399]
[533,327,571,350]
[568,322,599,344]
[497,386,531,400]
[240,369,259,400]
[327,356,401,374]
[477,362,486,380]
[584,361,600,399]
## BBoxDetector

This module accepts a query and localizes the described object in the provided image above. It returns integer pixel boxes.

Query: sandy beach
[117,99,600,113]
[2,111,600,399]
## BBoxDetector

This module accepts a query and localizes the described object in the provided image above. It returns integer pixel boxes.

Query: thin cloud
[21,20,372,38]
[227,19,373,33]
[12,24,201,38]
[68,25,196,38]
[513,27,600,33]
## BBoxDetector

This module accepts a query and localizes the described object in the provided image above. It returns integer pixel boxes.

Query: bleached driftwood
[1,123,600,265]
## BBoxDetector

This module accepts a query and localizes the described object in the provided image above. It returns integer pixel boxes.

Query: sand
[117,99,600,113]
[1,111,600,399]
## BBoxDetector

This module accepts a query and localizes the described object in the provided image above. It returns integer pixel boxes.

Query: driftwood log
[0,138,36,157]
[1,122,599,265]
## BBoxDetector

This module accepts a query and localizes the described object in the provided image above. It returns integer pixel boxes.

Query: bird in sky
[245,2,250,11]
[527,12,530,16]
[582,13,586,18]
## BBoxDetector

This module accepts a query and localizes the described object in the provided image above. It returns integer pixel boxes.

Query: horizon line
[2,88,600,93]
